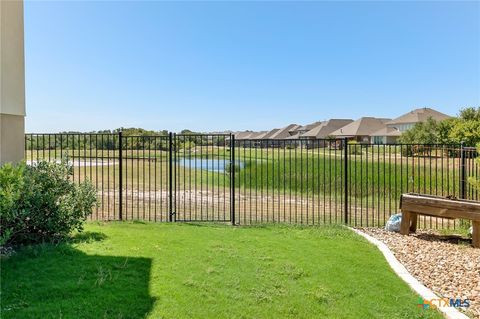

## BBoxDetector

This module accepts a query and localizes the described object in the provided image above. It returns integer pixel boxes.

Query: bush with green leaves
[347,141,362,155]
[225,162,242,174]
[468,143,480,191]
[398,107,480,146]
[0,160,97,246]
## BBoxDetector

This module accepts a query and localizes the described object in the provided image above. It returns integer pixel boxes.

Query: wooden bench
[400,193,480,248]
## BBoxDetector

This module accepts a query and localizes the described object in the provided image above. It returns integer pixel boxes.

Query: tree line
[25,128,227,150]
[398,107,480,146]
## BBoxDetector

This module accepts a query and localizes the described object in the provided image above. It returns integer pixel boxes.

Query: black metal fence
[25,133,478,229]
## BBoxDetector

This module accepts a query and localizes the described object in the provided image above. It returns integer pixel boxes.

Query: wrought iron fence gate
[116,133,235,223]
[24,132,478,229]
[170,133,234,223]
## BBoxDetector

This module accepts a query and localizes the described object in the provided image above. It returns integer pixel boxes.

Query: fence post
[118,131,123,221]
[460,142,466,199]
[230,134,236,225]
[168,132,174,222]
[344,138,349,224]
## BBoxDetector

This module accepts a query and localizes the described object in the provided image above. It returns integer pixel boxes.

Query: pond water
[177,157,244,173]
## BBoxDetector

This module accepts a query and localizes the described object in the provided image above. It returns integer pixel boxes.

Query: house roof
[234,131,255,140]
[248,131,268,139]
[330,117,391,137]
[263,128,280,139]
[287,124,302,134]
[298,121,322,132]
[370,126,402,137]
[254,129,279,139]
[285,133,301,140]
[387,107,451,125]
[301,119,354,138]
[270,124,300,139]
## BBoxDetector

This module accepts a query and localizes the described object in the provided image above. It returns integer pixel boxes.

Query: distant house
[248,131,267,139]
[282,122,316,143]
[258,129,279,139]
[269,124,301,146]
[288,124,302,137]
[369,127,401,144]
[253,129,280,147]
[233,131,255,147]
[234,131,254,139]
[370,107,451,144]
[231,130,277,147]
[298,119,353,148]
[296,121,322,136]
[301,119,353,140]
[270,124,301,139]
[230,107,452,147]
[330,117,391,143]
[277,120,350,147]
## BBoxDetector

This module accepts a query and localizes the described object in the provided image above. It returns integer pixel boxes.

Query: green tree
[458,107,480,121]
[436,118,456,144]
[398,107,480,146]
[447,107,480,146]
[398,117,440,144]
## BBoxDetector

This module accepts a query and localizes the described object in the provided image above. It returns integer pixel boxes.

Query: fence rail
[24,133,479,229]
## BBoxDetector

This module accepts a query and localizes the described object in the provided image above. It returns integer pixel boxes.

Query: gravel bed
[358,228,480,319]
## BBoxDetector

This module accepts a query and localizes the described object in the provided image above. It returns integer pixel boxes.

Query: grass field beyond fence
[25,146,470,200]
[1,222,442,319]
[24,133,479,228]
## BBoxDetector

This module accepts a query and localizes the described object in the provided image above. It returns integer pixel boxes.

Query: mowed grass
[1,223,442,319]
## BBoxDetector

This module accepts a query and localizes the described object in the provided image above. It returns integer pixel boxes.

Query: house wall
[371,136,399,144]
[0,0,25,164]
[386,136,398,144]
[353,136,370,143]
[371,136,386,144]
[1,114,25,163]
[387,123,414,132]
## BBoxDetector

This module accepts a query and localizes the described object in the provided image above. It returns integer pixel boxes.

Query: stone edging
[349,227,470,319]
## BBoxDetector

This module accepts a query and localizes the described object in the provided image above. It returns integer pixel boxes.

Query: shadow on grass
[69,231,108,243]
[1,244,155,319]
[178,222,232,228]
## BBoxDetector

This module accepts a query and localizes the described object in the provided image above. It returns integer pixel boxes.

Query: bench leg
[400,211,411,235]
[472,221,480,248]
[409,213,417,233]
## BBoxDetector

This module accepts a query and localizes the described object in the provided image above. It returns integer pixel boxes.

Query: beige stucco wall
[0,113,24,163]
[0,0,25,164]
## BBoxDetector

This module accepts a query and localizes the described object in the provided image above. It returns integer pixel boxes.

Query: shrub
[347,141,362,155]
[0,160,97,246]
[286,143,297,149]
[225,162,242,174]
[400,145,413,157]
[468,143,480,192]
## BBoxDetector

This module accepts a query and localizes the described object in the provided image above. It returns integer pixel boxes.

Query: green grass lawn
[2,222,441,319]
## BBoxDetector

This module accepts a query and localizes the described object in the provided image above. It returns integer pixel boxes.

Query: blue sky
[25,1,479,133]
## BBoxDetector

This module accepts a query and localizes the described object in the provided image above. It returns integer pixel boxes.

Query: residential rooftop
[330,117,391,137]
[386,107,451,125]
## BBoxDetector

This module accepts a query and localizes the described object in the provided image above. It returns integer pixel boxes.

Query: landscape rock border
[350,227,470,319]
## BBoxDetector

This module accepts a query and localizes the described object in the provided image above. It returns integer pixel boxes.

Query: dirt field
[90,189,458,230]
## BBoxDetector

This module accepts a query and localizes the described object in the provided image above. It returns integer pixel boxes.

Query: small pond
[176,157,244,173]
